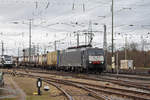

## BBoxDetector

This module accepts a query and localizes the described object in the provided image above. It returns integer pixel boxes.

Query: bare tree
[128,42,138,51]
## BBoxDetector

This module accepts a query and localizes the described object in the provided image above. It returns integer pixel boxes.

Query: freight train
[18,46,106,73]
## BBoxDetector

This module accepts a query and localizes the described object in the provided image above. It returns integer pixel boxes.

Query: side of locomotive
[58,49,83,71]
[58,47,105,73]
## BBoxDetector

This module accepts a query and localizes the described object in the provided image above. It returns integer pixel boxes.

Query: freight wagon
[47,51,59,69]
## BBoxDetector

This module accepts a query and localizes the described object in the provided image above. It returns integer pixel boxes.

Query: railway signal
[37,78,42,95]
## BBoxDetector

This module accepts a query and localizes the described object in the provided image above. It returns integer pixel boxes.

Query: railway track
[7,71,109,100]
[39,75,150,100]
[18,69,150,91]
[43,80,74,100]
[5,69,150,100]
[93,76,150,91]
[9,73,74,100]
[101,73,150,81]
[30,74,150,100]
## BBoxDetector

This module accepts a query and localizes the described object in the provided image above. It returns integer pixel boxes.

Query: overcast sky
[0,0,150,56]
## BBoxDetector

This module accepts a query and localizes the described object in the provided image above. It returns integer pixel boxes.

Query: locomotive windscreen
[88,49,104,56]
[5,57,11,61]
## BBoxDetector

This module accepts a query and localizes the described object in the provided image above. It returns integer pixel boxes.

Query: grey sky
[0,0,150,56]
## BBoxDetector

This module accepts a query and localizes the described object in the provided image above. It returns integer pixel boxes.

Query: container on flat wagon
[38,55,43,65]
[18,56,23,62]
[30,56,34,63]
[47,51,58,66]
[32,55,38,65]
[42,54,47,66]
[120,60,133,69]
[34,55,39,65]
[24,56,29,63]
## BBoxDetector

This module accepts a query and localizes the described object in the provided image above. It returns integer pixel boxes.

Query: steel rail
[10,72,111,100]
[43,80,74,100]
[6,70,150,91]
[6,70,150,100]
[12,72,150,100]
[101,73,150,81]
[6,72,74,100]
[41,76,150,100]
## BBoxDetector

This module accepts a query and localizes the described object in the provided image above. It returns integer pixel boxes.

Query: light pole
[125,34,127,60]
[112,0,114,56]
[54,41,57,51]
[111,0,115,73]
[54,40,60,51]
[77,33,79,47]
[1,41,4,57]
[29,19,32,63]
[103,25,107,69]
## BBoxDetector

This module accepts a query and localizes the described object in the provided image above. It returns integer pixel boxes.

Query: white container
[120,60,133,69]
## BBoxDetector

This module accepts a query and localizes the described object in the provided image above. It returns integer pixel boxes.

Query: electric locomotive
[58,46,105,73]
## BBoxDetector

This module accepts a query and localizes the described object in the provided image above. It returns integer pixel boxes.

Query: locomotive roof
[67,44,92,49]
[64,47,103,53]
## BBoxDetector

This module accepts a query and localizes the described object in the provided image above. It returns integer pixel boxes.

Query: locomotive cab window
[88,49,104,55]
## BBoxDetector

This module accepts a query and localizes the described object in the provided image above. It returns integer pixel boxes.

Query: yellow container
[47,51,57,66]
[24,56,29,63]
[38,55,43,65]
[42,54,47,65]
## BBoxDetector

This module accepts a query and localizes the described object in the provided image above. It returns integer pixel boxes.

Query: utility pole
[141,36,144,51]
[111,0,115,73]
[37,44,39,55]
[23,49,25,62]
[18,47,19,57]
[103,25,107,69]
[88,21,93,45]
[84,33,88,45]
[54,41,56,51]
[112,0,114,56]
[125,34,127,60]
[141,36,146,67]
[103,25,107,51]
[44,45,46,54]
[85,33,87,45]
[17,47,20,66]
[29,19,32,63]
[77,33,79,47]
[1,41,4,56]
[116,51,119,76]
[33,45,35,55]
